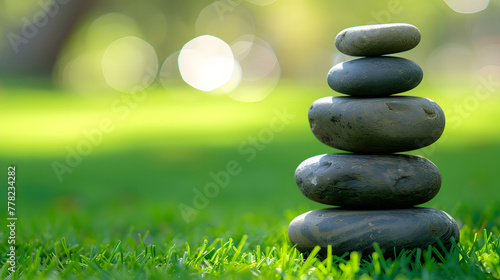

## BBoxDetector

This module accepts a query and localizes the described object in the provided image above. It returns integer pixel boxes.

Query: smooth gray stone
[288,208,460,258]
[295,153,441,208]
[308,96,445,153]
[327,57,423,96]
[335,23,421,56]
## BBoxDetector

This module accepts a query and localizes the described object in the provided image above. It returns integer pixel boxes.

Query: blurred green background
[1,0,500,241]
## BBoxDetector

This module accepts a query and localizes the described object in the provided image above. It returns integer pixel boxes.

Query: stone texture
[335,23,421,56]
[288,208,460,258]
[327,57,423,96]
[308,96,445,153]
[295,153,441,208]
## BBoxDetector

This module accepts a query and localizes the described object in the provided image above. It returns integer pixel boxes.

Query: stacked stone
[288,23,460,258]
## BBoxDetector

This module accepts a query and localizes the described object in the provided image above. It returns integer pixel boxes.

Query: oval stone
[308,96,445,153]
[327,57,423,96]
[335,23,421,56]
[288,208,460,258]
[295,153,441,208]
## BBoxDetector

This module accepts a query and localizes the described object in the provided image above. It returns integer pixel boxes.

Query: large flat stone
[295,153,441,208]
[327,57,423,96]
[288,208,460,258]
[335,23,421,56]
[308,96,445,153]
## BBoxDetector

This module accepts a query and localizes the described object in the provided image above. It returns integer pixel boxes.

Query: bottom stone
[288,208,459,258]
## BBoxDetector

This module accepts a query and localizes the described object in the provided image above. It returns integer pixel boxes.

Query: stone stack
[288,23,460,258]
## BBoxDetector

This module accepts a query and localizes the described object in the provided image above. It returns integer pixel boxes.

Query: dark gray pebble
[327,56,423,96]
[295,153,441,208]
[308,96,445,153]
[288,208,460,258]
[335,23,421,56]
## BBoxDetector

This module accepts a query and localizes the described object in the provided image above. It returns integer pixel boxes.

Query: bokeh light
[237,40,276,81]
[225,36,280,102]
[86,13,142,49]
[162,1,281,99]
[178,35,235,92]
[444,0,489,14]
[218,61,243,93]
[59,52,107,94]
[231,36,254,61]
[195,1,255,44]
[54,12,145,93]
[102,36,158,93]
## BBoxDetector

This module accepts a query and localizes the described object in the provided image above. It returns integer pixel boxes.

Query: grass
[1,82,500,279]
[2,220,500,279]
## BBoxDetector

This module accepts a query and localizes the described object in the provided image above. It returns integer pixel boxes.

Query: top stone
[335,23,421,56]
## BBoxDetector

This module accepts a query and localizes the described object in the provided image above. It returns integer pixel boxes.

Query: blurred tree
[0,0,96,77]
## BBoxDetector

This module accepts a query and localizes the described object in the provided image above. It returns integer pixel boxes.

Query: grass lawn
[1,82,500,279]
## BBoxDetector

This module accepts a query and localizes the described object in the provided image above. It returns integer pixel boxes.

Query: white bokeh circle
[178,35,235,92]
[443,0,489,14]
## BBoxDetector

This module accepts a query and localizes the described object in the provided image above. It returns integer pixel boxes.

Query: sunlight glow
[178,35,235,92]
